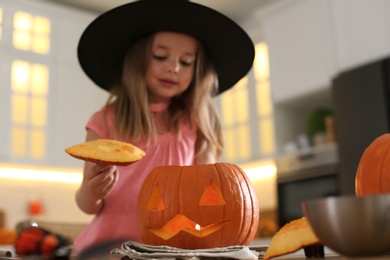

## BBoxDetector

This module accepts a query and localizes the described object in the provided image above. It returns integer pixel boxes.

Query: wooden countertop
[275,255,390,260]
[3,243,390,259]
[252,238,390,259]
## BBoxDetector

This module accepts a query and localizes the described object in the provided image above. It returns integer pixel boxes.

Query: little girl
[73,0,254,253]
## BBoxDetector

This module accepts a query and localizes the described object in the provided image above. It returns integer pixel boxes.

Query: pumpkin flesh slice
[65,139,145,166]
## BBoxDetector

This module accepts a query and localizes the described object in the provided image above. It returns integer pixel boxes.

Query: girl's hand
[84,163,119,200]
[76,163,119,214]
[76,130,121,214]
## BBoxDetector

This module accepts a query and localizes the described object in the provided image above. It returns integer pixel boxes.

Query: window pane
[31,64,49,96]
[236,88,249,123]
[238,125,251,160]
[30,97,47,127]
[12,60,30,93]
[34,16,50,35]
[257,81,273,116]
[12,94,29,124]
[11,127,27,157]
[234,77,249,123]
[13,12,32,51]
[254,43,270,80]
[259,117,275,154]
[13,12,51,54]
[221,92,234,126]
[224,128,236,161]
[30,129,45,159]
[33,35,50,54]
[13,31,31,51]
[14,12,32,31]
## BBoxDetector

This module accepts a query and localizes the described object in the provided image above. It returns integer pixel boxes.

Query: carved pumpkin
[355,133,390,196]
[137,163,259,249]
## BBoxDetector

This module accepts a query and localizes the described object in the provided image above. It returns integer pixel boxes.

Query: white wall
[0,174,277,231]
[0,178,92,229]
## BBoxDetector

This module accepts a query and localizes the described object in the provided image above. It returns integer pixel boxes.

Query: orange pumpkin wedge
[263,217,320,260]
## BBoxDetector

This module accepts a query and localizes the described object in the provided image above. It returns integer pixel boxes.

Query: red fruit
[15,227,45,255]
[40,234,59,256]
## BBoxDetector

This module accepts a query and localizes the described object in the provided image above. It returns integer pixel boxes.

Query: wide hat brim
[77,0,255,95]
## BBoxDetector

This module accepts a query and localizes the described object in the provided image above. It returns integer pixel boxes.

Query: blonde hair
[107,33,223,158]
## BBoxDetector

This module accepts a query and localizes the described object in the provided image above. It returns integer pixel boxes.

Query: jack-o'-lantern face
[145,179,227,240]
[137,163,259,249]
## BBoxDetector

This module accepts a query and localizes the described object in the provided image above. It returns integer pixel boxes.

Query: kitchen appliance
[332,56,390,194]
[276,56,390,228]
[276,143,340,227]
[276,143,338,173]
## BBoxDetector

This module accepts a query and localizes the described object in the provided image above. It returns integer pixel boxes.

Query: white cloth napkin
[110,241,267,259]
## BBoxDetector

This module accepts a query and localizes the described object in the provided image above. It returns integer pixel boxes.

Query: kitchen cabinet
[248,0,390,155]
[256,0,336,104]
[255,0,390,104]
[330,0,390,72]
[0,0,107,168]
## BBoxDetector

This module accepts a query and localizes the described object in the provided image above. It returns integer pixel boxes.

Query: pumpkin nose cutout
[146,184,165,211]
[199,179,226,206]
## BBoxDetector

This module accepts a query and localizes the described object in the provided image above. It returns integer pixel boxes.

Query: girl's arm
[194,148,217,164]
[75,130,119,214]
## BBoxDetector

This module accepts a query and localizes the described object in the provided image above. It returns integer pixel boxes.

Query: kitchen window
[13,11,51,54]
[11,60,49,159]
[254,43,275,155]
[9,10,51,161]
[221,77,251,161]
[220,42,275,163]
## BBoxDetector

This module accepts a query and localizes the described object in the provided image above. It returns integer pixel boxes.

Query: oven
[275,143,340,228]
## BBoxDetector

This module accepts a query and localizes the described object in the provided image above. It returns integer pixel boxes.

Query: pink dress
[73,102,197,252]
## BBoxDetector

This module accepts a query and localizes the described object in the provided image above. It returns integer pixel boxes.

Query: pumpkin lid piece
[65,139,145,166]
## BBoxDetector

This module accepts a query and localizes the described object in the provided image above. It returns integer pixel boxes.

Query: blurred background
[0,0,389,242]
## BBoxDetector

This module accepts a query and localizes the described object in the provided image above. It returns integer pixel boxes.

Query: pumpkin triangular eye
[199,180,225,206]
[146,184,165,211]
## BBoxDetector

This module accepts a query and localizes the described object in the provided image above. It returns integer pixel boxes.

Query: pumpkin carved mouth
[147,214,230,240]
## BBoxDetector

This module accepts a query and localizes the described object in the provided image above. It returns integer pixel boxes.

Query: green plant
[307,108,333,136]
